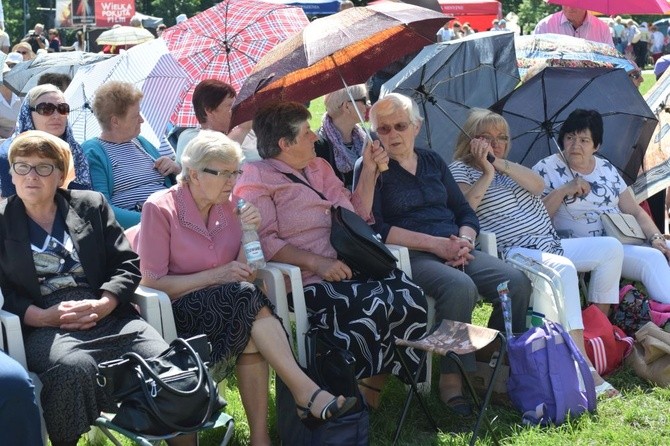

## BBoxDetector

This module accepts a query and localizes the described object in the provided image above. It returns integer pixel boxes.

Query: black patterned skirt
[303,269,427,379]
[171,281,275,380]
[25,287,168,443]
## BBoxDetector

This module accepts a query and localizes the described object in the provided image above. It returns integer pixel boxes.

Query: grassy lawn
[79,75,666,446]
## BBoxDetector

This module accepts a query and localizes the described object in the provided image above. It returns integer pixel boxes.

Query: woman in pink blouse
[136,131,356,445]
[234,102,428,409]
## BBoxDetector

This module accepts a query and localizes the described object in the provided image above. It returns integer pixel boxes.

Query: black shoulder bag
[283,172,396,279]
[96,335,226,435]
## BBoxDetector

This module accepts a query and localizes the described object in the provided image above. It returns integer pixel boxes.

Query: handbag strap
[283,172,329,202]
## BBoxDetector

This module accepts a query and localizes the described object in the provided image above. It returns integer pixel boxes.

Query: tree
[516,0,559,34]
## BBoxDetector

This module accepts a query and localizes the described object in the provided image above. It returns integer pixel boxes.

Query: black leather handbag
[96,335,226,435]
[284,173,397,279]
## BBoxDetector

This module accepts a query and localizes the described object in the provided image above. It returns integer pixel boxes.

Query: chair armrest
[477,231,498,257]
[0,309,27,369]
[255,266,292,337]
[132,285,178,343]
[266,261,309,367]
[385,244,413,278]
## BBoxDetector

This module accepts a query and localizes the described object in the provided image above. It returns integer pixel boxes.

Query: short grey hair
[369,93,424,131]
[27,84,63,107]
[323,84,367,117]
[179,130,242,184]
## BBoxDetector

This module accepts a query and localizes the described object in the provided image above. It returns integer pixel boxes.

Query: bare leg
[358,374,388,409]
[236,349,271,446]
[248,307,351,419]
[569,328,618,397]
[438,372,463,403]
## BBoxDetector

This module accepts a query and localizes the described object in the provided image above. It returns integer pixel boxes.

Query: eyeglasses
[29,102,70,116]
[353,97,371,107]
[477,134,510,145]
[202,168,242,180]
[12,162,56,177]
[629,71,642,80]
[16,51,28,55]
[376,121,412,135]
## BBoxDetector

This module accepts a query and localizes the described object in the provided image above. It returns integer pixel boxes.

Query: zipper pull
[150,380,157,398]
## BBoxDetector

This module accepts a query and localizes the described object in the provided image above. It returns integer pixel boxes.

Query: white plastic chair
[0,285,176,446]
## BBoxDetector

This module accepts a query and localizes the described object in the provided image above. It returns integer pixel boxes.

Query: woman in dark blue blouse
[356,93,531,416]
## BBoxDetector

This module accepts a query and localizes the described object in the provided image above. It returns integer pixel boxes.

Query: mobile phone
[486,153,495,164]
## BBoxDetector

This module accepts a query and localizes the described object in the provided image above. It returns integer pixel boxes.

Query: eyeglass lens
[13,162,55,177]
[377,122,411,135]
[30,102,70,116]
[202,168,242,180]
[478,135,509,145]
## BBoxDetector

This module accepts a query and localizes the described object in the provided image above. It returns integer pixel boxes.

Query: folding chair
[393,319,506,446]
[94,410,235,446]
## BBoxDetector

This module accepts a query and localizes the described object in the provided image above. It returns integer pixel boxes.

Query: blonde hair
[323,84,367,117]
[453,108,510,164]
[179,130,242,184]
[9,130,74,188]
[27,83,64,107]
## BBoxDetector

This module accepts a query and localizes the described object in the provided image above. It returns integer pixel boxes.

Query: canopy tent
[261,0,340,15]
[437,0,502,32]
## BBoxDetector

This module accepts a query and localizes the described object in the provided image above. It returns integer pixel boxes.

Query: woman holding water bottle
[136,130,358,445]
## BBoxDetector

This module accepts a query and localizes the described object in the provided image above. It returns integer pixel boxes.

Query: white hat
[641,22,648,28]
[176,13,187,24]
[5,52,23,65]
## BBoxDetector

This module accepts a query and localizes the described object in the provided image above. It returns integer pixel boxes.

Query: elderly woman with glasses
[83,81,178,228]
[533,109,670,305]
[235,101,427,410]
[450,108,623,397]
[0,130,188,446]
[316,84,371,188]
[12,42,35,61]
[357,93,532,415]
[0,83,91,198]
[137,130,356,445]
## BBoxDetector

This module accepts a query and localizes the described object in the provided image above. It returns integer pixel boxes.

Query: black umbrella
[381,31,519,163]
[490,67,657,185]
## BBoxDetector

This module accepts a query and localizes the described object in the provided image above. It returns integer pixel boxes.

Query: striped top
[99,138,166,211]
[449,160,563,257]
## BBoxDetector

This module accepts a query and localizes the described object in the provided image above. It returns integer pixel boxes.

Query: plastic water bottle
[497,280,513,342]
[237,199,266,270]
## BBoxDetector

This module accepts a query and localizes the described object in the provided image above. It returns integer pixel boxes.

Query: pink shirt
[234,157,369,285]
[534,12,614,47]
[137,184,242,280]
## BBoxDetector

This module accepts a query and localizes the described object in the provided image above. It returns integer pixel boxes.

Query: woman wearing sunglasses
[450,108,623,397]
[533,109,670,305]
[359,93,532,416]
[0,83,91,198]
[82,81,179,229]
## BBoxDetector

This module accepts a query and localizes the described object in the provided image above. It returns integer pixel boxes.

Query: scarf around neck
[318,113,366,174]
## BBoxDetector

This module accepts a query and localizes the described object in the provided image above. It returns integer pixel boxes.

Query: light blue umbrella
[380,30,520,163]
[515,33,636,80]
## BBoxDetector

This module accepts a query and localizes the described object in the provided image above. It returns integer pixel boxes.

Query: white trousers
[622,241,670,303]
[507,236,624,331]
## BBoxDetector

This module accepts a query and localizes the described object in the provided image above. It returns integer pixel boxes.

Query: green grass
[640,72,657,97]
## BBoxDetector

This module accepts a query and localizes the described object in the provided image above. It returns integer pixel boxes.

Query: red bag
[582,305,634,376]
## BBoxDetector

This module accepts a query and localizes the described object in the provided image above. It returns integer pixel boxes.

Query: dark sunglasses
[376,121,412,135]
[628,71,642,80]
[16,50,28,55]
[29,102,70,116]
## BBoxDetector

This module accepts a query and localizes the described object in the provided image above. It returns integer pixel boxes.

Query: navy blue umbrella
[380,30,520,164]
[490,67,657,185]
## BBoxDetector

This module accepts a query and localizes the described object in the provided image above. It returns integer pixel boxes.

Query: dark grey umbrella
[490,67,657,185]
[380,30,519,163]
[3,51,111,96]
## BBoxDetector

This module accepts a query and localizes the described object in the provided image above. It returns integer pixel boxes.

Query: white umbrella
[96,26,155,46]
[65,38,191,152]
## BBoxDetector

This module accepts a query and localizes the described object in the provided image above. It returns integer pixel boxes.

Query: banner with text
[95,0,135,27]
[55,0,134,27]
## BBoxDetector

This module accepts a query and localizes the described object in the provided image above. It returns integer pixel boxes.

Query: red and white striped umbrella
[161,0,309,128]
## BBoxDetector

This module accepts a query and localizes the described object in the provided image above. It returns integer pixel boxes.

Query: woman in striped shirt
[450,108,622,397]
[83,81,179,228]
